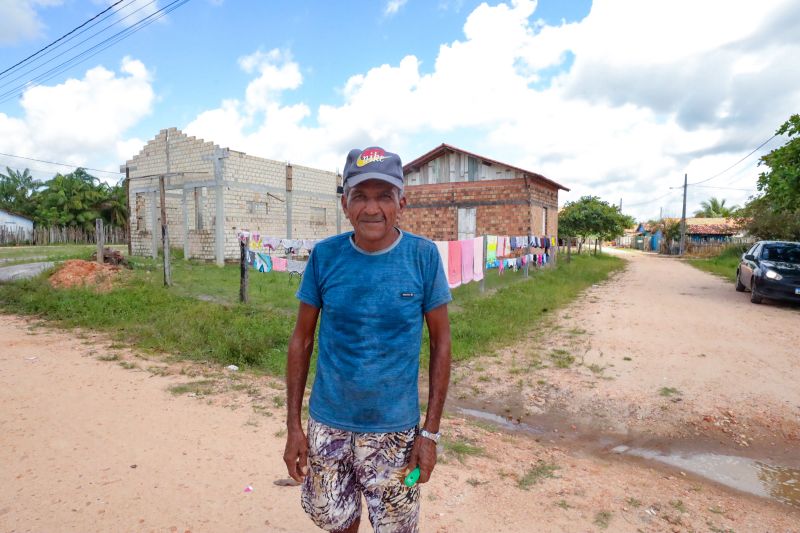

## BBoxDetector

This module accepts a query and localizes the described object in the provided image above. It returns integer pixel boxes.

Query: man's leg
[301,419,361,531]
[355,427,420,533]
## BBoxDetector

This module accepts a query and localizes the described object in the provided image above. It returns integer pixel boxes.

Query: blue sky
[1,0,798,220]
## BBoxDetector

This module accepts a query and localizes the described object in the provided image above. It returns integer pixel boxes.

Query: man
[283,146,452,533]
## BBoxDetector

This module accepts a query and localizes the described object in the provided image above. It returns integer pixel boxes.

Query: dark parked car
[736,241,800,304]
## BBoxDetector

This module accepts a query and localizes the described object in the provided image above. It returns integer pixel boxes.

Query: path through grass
[0,251,624,376]
[685,244,748,283]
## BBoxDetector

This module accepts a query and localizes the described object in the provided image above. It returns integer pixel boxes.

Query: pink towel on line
[496,236,505,257]
[447,240,462,289]
[460,239,474,284]
[472,237,484,281]
[273,257,288,272]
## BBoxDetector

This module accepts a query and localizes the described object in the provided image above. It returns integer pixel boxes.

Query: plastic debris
[244,485,254,493]
[226,365,239,372]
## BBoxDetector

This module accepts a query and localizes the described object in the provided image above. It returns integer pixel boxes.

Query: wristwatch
[419,428,441,443]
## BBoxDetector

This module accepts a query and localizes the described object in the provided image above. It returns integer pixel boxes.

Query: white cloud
[185,0,799,219]
[0,0,63,46]
[0,57,155,181]
[384,0,408,17]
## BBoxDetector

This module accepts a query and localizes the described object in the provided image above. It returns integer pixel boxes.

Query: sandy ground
[2,251,800,532]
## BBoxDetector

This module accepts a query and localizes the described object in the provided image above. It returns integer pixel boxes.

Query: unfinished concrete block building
[123,128,348,265]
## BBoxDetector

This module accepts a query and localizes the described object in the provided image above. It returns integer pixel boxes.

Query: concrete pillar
[150,190,158,259]
[285,164,293,239]
[182,188,189,260]
[213,149,226,267]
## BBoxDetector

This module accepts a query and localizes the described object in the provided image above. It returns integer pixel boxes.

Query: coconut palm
[693,197,739,218]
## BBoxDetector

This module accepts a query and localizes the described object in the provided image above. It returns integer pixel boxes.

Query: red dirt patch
[49,260,122,292]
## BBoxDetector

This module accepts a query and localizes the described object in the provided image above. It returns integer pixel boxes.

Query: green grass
[0,251,624,377]
[685,244,748,283]
[659,386,681,397]
[0,244,127,266]
[593,510,613,529]
[518,460,559,489]
[168,379,216,396]
[441,436,484,462]
[439,253,624,364]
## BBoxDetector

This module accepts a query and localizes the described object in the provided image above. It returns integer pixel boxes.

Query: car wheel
[750,280,763,304]
[735,270,745,292]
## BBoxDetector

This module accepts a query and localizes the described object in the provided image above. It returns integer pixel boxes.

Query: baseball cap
[342,147,404,193]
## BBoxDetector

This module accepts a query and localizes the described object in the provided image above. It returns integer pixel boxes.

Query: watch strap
[420,428,441,443]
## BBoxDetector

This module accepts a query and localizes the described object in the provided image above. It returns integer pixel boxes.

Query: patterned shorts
[301,418,420,533]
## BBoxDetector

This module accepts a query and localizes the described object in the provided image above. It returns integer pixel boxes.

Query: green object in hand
[404,467,420,487]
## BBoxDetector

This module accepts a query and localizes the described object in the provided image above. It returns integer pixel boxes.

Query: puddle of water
[453,403,800,509]
[612,445,800,509]
[456,407,545,434]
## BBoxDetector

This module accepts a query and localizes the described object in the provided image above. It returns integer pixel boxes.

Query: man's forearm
[286,336,312,431]
[424,337,451,433]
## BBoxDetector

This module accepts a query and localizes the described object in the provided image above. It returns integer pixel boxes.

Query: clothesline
[435,234,556,289]
[237,231,312,274]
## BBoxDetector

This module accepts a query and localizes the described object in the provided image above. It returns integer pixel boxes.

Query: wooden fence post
[96,218,104,265]
[240,234,249,303]
[159,176,172,287]
[479,235,487,294]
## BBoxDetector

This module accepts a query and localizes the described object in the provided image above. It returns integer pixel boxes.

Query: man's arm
[283,301,320,482]
[407,303,451,484]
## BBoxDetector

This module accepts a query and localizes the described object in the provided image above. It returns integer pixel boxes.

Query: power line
[691,184,753,192]
[687,134,778,186]
[0,151,122,175]
[0,0,154,92]
[0,0,128,79]
[624,190,677,207]
[0,0,191,105]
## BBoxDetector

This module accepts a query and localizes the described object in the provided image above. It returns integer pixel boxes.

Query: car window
[750,244,761,258]
[746,243,759,256]
[762,244,800,263]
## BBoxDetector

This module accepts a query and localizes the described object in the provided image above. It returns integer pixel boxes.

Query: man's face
[342,180,406,246]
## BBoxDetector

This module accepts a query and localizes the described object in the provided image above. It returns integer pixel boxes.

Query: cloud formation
[384,0,408,17]
[0,57,154,181]
[186,0,800,218]
[0,0,63,46]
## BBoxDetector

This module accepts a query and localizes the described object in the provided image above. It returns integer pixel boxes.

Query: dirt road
[2,251,800,532]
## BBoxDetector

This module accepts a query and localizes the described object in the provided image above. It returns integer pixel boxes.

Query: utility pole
[619,198,622,211]
[160,130,172,287]
[679,173,687,256]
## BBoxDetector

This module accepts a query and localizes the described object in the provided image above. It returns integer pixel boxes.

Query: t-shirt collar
[349,227,403,256]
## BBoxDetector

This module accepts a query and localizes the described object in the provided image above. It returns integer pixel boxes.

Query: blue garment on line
[296,230,451,433]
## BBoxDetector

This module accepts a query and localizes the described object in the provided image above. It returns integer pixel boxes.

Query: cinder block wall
[399,178,559,242]
[125,128,351,262]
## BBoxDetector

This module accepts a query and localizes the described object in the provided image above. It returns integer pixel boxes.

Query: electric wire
[687,134,778,186]
[0,0,191,105]
[0,0,154,91]
[0,151,123,175]
[0,0,128,79]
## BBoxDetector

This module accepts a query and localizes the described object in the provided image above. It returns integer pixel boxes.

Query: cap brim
[345,172,404,190]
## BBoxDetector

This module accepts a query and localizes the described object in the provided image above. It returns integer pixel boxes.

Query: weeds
[518,460,559,489]
[555,499,572,509]
[593,511,612,529]
[625,497,642,508]
[441,436,484,463]
[659,387,681,397]
[549,349,575,368]
[118,360,137,370]
[670,499,687,513]
[168,380,216,396]
[96,354,119,361]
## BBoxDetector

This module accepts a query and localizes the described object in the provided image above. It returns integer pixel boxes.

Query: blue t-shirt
[296,229,451,432]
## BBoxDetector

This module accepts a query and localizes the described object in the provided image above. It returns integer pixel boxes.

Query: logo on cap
[356,148,387,167]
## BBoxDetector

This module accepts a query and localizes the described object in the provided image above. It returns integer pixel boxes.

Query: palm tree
[693,197,739,218]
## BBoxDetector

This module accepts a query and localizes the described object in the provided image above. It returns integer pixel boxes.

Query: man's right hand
[283,427,309,482]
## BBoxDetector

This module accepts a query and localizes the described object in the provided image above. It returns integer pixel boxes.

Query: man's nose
[364,196,381,213]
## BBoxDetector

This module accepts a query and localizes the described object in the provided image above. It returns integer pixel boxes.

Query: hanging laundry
[498,259,504,274]
[460,239,474,284]
[496,236,504,257]
[447,240,462,289]
[287,259,307,274]
[510,237,517,250]
[273,257,288,272]
[254,253,273,272]
[434,241,449,276]
[486,236,497,262]
[472,237,484,281]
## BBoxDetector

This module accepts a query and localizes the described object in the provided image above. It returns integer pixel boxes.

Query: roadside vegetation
[0,244,127,267]
[0,250,624,376]
[685,244,747,283]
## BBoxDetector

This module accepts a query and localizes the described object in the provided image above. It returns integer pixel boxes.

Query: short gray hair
[343,183,403,203]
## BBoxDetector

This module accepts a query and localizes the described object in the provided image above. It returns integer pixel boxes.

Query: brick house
[399,144,569,242]
[123,128,349,265]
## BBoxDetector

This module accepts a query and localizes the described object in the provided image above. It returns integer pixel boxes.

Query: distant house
[400,144,569,243]
[0,209,34,243]
[684,217,741,242]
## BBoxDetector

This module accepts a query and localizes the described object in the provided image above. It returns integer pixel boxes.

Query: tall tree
[558,196,634,254]
[34,168,105,229]
[693,197,738,218]
[0,167,40,217]
[738,114,800,240]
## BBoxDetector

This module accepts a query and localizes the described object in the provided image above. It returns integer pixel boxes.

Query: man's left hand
[405,434,437,484]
